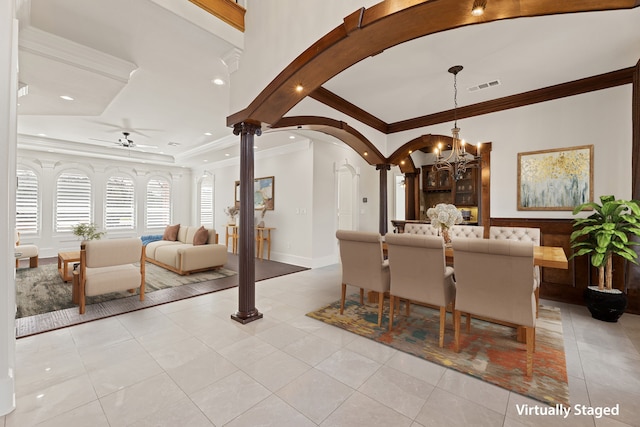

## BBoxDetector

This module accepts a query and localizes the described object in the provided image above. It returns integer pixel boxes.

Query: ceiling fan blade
[89,137,120,144]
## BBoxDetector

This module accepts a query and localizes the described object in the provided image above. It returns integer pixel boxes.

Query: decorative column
[231,121,263,324]
[404,172,419,220]
[0,0,17,415]
[376,164,390,235]
[626,58,640,313]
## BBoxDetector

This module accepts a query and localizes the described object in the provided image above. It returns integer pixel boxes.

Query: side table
[58,251,80,283]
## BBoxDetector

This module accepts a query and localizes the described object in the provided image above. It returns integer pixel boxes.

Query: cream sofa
[143,226,228,275]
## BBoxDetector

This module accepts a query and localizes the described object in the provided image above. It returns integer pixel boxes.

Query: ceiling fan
[90,132,158,149]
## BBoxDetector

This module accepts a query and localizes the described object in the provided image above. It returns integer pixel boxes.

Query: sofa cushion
[163,224,180,241]
[145,240,181,259]
[193,226,209,246]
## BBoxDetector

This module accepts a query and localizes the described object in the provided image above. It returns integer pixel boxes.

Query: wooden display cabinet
[454,168,478,206]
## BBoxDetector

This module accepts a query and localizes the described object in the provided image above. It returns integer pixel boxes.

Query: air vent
[168,141,181,146]
[468,79,501,92]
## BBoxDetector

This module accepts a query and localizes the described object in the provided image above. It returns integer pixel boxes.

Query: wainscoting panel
[490,218,638,315]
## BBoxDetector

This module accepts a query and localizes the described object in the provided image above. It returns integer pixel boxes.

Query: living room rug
[307,294,569,407]
[15,263,236,318]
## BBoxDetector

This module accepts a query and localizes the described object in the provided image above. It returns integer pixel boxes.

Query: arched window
[16,168,39,234]
[199,176,213,227]
[56,171,92,232]
[146,177,171,229]
[105,175,135,230]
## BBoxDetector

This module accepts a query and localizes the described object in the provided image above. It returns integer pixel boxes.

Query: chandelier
[433,65,480,181]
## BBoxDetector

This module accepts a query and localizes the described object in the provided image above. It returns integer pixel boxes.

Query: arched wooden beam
[227,0,638,127]
[271,116,386,165]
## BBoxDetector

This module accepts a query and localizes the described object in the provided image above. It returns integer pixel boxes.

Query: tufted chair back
[450,225,485,240]
[489,226,540,245]
[404,223,439,236]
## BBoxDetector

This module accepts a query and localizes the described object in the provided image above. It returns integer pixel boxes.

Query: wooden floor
[15,254,308,338]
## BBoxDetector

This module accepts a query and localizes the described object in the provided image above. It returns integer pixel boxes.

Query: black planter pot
[583,287,628,322]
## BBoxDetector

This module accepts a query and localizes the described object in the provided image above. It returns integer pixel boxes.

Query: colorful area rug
[307,295,569,407]
[15,262,236,318]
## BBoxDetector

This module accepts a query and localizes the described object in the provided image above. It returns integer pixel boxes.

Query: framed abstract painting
[517,145,593,211]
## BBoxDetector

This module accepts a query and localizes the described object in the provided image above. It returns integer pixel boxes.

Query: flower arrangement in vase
[224,205,239,225]
[257,205,268,228]
[427,203,462,244]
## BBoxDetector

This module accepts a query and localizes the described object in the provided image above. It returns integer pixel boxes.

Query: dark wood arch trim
[227,0,638,128]
[271,116,386,165]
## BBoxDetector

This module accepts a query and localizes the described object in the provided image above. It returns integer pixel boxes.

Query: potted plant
[570,195,640,322]
[72,223,106,241]
[224,205,239,225]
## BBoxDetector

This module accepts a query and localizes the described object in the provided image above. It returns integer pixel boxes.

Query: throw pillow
[163,224,180,241]
[193,226,209,246]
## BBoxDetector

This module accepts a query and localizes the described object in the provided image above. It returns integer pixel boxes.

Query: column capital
[233,121,262,136]
[375,163,391,171]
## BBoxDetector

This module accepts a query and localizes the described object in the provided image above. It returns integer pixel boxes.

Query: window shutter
[146,178,171,229]
[105,176,135,230]
[200,178,213,227]
[56,172,92,232]
[16,169,39,234]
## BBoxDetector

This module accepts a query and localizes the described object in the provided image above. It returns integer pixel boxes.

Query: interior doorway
[336,162,359,230]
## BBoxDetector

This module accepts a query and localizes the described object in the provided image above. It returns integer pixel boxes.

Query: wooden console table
[256,227,275,260]
[225,224,238,254]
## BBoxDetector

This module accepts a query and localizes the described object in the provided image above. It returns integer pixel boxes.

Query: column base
[231,309,263,324]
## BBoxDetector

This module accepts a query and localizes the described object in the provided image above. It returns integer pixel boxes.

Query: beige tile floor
[3,264,640,426]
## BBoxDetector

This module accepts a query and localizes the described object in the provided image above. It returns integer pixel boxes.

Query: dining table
[382,243,568,269]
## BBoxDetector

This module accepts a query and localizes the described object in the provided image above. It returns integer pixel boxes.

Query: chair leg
[15,259,19,269]
[388,295,395,331]
[466,313,471,333]
[454,310,461,352]
[439,306,446,348]
[377,291,384,327]
[29,256,38,268]
[340,284,346,315]
[525,327,534,376]
[79,279,86,315]
[359,288,364,305]
[405,299,410,316]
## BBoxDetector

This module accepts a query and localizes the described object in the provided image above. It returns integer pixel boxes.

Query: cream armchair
[78,238,145,314]
[15,230,38,268]
[385,233,456,347]
[336,230,390,326]
[452,238,536,376]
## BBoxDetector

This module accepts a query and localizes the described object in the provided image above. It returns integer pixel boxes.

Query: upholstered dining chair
[449,225,485,240]
[385,233,456,347]
[15,229,38,268]
[336,230,390,326]
[452,238,536,376]
[489,226,541,316]
[403,223,439,236]
[78,237,145,314]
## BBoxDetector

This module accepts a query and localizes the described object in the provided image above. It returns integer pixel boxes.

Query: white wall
[231,0,379,113]
[16,149,192,258]
[387,85,633,218]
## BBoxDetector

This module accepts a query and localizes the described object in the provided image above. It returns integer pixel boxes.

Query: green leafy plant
[570,195,640,290]
[72,223,106,241]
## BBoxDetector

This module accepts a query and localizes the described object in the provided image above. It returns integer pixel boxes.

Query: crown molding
[19,26,137,84]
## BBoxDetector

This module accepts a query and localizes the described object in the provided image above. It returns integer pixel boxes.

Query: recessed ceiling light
[37,133,47,137]
[204,160,208,162]
[289,135,295,139]
[212,78,225,85]
[60,95,74,101]
[225,153,230,157]
[295,84,304,93]
[254,145,258,149]
[204,132,212,136]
